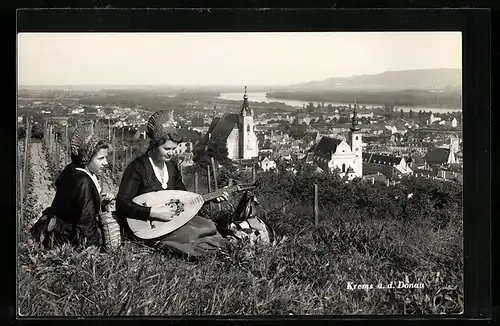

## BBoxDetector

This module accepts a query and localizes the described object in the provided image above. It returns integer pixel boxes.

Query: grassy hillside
[18,162,463,316]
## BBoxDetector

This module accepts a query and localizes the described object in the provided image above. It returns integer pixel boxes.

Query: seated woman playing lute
[115,110,229,257]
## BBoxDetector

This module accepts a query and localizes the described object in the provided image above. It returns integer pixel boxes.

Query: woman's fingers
[215,192,229,203]
[101,193,115,201]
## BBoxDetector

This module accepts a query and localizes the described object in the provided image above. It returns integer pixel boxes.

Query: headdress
[146,110,184,144]
[70,122,106,165]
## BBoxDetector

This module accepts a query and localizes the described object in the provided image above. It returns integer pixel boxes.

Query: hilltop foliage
[266,90,462,108]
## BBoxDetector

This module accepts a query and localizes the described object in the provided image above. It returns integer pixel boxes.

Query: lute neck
[201,185,240,202]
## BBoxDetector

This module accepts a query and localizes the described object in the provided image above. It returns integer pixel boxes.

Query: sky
[17,32,462,87]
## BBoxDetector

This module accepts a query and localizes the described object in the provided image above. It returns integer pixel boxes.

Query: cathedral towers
[238,86,258,159]
[348,101,363,176]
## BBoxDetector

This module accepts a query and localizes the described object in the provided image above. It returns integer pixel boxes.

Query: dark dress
[116,154,228,257]
[30,162,103,248]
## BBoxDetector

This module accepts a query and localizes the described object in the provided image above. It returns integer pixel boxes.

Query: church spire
[350,100,360,132]
[241,86,252,116]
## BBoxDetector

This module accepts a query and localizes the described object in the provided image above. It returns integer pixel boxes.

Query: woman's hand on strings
[214,189,229,203]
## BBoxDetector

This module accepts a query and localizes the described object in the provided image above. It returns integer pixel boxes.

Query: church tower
[348,101,363,177]
[238,86,257,159]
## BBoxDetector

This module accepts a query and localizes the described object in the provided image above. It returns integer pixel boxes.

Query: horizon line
[18,67,462,89]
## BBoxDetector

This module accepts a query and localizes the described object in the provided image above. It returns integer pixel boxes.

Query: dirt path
[29,142,55,223]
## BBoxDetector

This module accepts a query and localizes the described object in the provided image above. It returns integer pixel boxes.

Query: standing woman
[116,110,229,257]
[30,122,115,249]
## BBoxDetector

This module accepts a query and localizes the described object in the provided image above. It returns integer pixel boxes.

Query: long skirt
[147,215,228,258]
[30,213,101,249]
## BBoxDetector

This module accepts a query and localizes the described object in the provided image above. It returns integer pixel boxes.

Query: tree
[262,139,272,149]
[17,126,26,139]
[288,124,307,140]
[409,109,413,119]
[191,117,205,127]
[216,164,238,186]
[306,102,315,113]
[400,109,404,119]
[31,124,44,139]
[193,136,230,168]
[337,116,350,124]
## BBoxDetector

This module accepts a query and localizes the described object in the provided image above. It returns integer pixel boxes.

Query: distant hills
[18,69,462,98]
[286,68,462,92]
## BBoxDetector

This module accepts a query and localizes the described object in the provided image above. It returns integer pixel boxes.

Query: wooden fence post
[50,130,54,164]
[112,141,116,172]
[207,165,212,193]
[120,162,125,183]
[54,137,58,168]
[207,165,212,208]
[48,124,51,154]
[210,157,220,210]
[66,124,70,163]
[313,184,319,227]
[52,127,56,164]
[252,165,257,184]
[58,135,61,168]
[194,171,199,193]
[211,157,218,191]
[49,127,52,163]
[55,133,59,168]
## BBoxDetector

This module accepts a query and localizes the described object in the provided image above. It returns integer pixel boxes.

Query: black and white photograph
[17,31,464,316]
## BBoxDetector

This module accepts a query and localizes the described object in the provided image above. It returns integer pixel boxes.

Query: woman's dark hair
[91,141,109,158]
[148,133,183,151]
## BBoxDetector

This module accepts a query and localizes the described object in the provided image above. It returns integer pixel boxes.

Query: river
[218,92,462,114]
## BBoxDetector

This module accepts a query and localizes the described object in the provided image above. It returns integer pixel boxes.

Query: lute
[127,184,254,240]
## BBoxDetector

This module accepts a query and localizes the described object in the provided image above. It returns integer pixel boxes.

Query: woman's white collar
[75,167,102,194]
[148,156,169,189]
